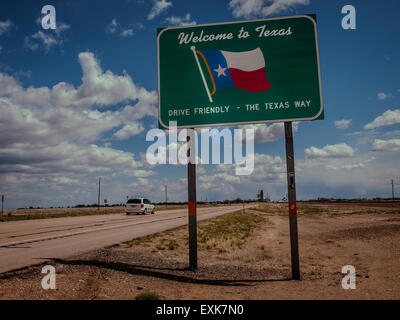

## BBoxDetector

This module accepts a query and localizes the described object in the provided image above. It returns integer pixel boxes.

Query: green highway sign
[157,15,323,129]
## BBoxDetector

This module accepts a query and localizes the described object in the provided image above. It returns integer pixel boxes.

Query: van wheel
[151,210,155,214]
[126,213,130,215]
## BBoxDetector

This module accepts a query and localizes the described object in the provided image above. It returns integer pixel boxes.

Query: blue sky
[1,0,400,208]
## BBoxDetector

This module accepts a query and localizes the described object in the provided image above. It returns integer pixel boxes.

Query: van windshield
[127,199,141,204]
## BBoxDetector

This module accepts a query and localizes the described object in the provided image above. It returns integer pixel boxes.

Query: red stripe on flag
[229,67,271,92]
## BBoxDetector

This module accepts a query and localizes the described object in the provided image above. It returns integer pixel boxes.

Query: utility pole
[1,194,4,215]
[165,185,168,208]
[391,179,395,200]
[98,177,101,210]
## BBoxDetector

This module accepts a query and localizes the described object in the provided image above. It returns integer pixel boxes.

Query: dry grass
[197,210,264,252]
[124,210,265,254]
[251,202,400,217]
[251,203,287,215]
[135,291,160,300]
[252,203,324,216]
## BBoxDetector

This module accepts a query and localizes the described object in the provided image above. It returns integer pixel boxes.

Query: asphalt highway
[0,204,250,273]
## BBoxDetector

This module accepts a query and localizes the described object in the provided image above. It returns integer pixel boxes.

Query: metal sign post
[187,130,198,271]
[284,122,300,280]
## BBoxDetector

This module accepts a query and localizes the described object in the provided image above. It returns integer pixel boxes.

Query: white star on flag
[214,64,227,77]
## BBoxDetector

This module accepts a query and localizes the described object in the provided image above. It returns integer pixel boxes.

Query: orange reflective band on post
[289,201,297,216]
[188,201,196,216]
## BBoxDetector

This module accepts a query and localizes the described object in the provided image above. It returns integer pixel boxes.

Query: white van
[125,198,155,215]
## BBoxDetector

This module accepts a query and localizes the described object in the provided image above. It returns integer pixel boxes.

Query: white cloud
[372,139,400,152]
[55,22,71,36]
[32,31,59,49]
[0,20,13,36]
[131,169,157,178]
[304,143,355,159]
[364,109,400,129]
[57,52,157,109]
[24,22,70,51]
[119,101,158,121]
[0,52,157,112]
[147,0,173,20]
[0,51,157,186]
[194,153,286,201]
[114,122,145,140]
[120,29,134,37]
[383,130,400,138]
[325,163,365,170]
[105,18,118,33]
[229,0,310,18]
[124,145,398,202]
[323,156,375,171]
[239,122,298,144]
[199,172,241,184]
[377,92,391,100]
[346,130,377,146]
[296,152,399,199]
[334,119,351,130]
[165,13,196,26]
[106,20,136,37]
[0,142,141,176]
[24,36,39,51]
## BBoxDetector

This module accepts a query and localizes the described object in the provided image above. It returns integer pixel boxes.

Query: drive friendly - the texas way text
[168,99,312,117]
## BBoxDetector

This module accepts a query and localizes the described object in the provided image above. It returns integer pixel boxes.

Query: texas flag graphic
[191,46,271,102]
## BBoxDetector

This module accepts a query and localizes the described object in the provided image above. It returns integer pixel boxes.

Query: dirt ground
[0,202,399,300]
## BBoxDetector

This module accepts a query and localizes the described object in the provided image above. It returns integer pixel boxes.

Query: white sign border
[157,14,324,129]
